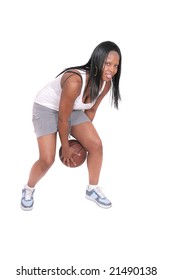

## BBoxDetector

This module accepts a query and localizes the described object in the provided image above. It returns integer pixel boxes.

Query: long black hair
[57,41,122,108]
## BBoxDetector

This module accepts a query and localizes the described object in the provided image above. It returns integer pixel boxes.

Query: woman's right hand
[61,146,80,167]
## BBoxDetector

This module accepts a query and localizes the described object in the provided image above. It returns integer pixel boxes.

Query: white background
[0,0,173,279]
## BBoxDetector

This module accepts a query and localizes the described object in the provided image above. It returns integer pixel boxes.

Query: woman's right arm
[58,73,82,165]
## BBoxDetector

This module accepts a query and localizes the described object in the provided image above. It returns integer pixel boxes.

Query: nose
[109,64,115,73]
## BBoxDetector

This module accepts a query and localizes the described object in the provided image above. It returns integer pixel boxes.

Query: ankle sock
[88,184,98,190]
[25,184,35,190]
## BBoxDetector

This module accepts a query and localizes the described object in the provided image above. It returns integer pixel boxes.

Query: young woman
[21,41,122,210]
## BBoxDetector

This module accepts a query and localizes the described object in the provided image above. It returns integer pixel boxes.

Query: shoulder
[61,70,83,88]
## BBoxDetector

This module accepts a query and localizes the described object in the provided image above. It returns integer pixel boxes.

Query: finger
[66,158,71,167]
[74,152,81,157]
[70,157,77,166]
[62,157,70,167]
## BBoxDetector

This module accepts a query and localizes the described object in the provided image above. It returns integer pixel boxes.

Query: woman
[21,41,122,210]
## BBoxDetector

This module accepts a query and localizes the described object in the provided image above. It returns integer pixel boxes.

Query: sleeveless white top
[34,70,106,111]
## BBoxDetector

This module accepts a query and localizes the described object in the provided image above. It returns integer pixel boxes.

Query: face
[102,51,120,81]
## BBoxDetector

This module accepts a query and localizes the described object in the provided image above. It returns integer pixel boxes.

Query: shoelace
[24,188,34,200]
[94,187,105,199]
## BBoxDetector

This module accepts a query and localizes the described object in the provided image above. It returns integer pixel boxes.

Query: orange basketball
[59,139,87,167]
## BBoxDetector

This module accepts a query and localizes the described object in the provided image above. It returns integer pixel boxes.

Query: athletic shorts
[32,102,91,138]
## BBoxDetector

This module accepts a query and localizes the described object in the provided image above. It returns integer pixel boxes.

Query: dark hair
[57,41,122,108]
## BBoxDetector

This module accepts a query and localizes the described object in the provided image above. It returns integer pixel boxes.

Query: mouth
[104,73,112,80]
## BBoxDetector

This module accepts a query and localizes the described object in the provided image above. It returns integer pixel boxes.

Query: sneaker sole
[85,195,112,209]
[21,204,33,211]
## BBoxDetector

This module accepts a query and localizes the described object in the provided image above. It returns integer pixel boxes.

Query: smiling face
[102,51,120,81]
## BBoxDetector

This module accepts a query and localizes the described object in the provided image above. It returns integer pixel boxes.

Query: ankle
[25,184,35,190]
[88,184,98,190]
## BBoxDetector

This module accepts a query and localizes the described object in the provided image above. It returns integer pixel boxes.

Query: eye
[105,62,111,66]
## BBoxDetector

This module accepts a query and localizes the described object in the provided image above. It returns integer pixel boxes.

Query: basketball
[59,139,87,167]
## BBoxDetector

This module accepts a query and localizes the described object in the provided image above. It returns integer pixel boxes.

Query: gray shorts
[32,103,91,138]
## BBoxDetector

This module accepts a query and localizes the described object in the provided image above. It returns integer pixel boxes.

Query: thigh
[71,122,102,151]
[32,103,58,138]
[37,133,57,159]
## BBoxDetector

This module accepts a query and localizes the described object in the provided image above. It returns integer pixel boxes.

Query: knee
[39,155,55,171]
[87,138,103,154]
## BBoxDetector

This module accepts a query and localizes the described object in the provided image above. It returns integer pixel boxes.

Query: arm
[58,73,82,164]
[84,81,111,121]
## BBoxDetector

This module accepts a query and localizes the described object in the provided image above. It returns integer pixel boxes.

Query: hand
[61,146,81,167]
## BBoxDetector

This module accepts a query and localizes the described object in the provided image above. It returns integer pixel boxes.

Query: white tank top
[34,70,106,111]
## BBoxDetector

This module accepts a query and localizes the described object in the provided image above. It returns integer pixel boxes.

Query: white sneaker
[21,185,35,211]
[85,186,112,208]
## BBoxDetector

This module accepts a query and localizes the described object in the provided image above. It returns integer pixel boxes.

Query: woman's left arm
[84,81,111,121]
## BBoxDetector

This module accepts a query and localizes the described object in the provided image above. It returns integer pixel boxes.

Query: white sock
[24,184,35,200]
[88,184,98,190]
[25,184,35,191]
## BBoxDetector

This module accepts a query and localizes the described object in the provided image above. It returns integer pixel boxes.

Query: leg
[27,133,57,187]
[71,122,112,209]
[71,122,103,185]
